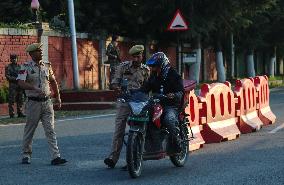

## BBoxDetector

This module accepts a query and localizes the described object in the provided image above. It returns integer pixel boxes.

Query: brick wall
[0,35,37,83]
[48,37,100,89]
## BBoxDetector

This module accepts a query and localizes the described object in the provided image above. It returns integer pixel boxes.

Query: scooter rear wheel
[126,132,143,178]
[170,125,189,167]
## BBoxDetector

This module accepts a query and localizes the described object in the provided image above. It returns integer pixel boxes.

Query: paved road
[0,89,284,185]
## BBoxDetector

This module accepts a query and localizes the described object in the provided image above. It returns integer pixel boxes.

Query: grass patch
[269,82,284,89]
[269,76,284,81]
[268,76,284,88]
[0,109,116,125]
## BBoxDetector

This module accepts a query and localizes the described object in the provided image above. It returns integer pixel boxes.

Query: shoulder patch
[43,60,51,64]
[43,61,51,68]
[141,64,150,70]
[23,61,30,66]
[120,61,130,66]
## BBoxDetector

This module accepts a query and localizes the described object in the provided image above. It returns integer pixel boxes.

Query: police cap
[26,43,43,53]
[129,45,144,56]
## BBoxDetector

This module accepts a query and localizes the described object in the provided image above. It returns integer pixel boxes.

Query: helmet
[146,52,171,79]
[146,52,169,67]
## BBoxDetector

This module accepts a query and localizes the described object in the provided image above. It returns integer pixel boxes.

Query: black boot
[104,158,116,168]
[121,165,128,171]
[51,157,67,165]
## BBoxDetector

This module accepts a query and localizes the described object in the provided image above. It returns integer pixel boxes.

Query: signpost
[167,9,189,75]
[183,52,197,64]
[167,9,189,32]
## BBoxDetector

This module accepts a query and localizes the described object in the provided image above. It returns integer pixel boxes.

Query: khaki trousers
[22,99,60,159]
[108,102,130,163]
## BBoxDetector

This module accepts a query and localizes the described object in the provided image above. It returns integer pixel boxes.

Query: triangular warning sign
[167,9,189,31]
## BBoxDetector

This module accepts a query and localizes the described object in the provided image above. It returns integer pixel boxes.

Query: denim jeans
[162,106,179,136]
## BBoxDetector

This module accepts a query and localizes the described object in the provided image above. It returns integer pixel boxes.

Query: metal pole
[180,39,184,78]
[98,38,106,90]
[35,10,43,42]
[177,33,182,75]
[68,0,80,89]
[230,33,235,78]
[282,57,284,83]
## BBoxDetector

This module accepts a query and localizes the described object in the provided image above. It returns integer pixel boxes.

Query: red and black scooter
[123,79,196,178]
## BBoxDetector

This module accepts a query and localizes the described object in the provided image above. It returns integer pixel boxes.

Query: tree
[0,0,31,23]
[0,0,66,28]
[234,0,278,77]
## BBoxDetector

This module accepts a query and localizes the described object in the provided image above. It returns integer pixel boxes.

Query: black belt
[28,96,50,102]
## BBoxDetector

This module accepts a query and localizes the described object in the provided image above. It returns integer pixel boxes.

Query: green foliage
[0,0,31,23]
[0,0,66,31]
[49,14,68,33]
[0,22,33,29]
[0,83,9,104]
[269,80,284,88]
[235,0,281,52]
[268,75,284,89]
[269,75,284,81]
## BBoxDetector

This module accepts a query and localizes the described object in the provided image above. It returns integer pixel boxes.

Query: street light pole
[68,0,80,89]
[31,0,42,42]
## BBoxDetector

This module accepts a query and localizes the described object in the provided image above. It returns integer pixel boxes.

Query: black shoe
[51,157,67,165]
[22,157,31,164]
[18,113,26,118]
[121,165,127,171]
[9,114,14,118]
[104,158,116,168]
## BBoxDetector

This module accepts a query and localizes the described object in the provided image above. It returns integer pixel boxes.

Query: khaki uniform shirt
[16,60,56,97]
[112,61,150,90]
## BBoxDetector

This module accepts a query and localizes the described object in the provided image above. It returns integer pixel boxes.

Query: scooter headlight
[129,102,147,115]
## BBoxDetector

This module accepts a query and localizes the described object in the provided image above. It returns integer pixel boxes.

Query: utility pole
[68,0,80,89]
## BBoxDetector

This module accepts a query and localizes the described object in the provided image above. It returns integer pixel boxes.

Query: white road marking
[55,114,115,122]
[0,114,116,127]
[269,123,284,133]
[0,123,25,127]
[0,144,21,149]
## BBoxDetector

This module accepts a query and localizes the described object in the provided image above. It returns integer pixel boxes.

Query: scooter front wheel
[126,132,143,178]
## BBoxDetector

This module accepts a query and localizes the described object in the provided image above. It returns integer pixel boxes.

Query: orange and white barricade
[184,90,205,151]
[254,76,276,125]
[199,82,241,143]
[234,78,263,133]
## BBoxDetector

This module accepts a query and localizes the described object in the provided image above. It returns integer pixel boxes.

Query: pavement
[0,88,284,185]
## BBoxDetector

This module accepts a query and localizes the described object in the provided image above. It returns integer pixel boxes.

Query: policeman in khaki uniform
[104,45,150,168]
[5,54,25,118]
[17,43,67,165]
